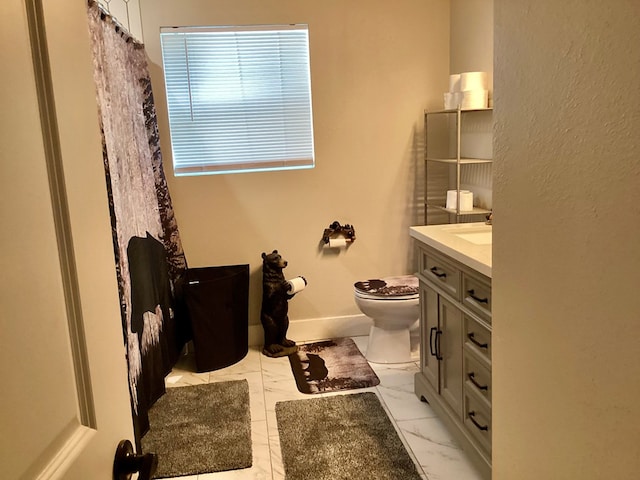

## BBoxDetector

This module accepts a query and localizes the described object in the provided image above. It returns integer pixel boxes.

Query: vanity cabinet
[424,107,492,225]
[415,241,492,479]
[421,279,464,419]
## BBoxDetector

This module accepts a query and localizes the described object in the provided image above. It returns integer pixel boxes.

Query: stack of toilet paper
[444,72,489,110]
[446,190,474,212]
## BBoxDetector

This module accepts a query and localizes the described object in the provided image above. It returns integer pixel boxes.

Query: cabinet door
[440,297,464,418]
[421,282,440,391]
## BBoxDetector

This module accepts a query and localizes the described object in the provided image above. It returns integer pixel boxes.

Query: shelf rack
[424,107,493,224]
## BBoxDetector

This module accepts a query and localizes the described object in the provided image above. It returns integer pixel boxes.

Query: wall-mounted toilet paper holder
[321,221,356,246]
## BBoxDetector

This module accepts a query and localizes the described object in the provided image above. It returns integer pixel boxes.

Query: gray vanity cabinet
[421,284,464,417]
[421,283,440,389]
[415,241,492,480]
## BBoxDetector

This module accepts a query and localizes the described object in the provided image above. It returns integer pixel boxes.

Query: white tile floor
[162,336,483,480]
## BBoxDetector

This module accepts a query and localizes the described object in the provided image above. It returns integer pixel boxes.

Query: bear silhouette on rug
[260,250,306,357]
[301,353,329,382]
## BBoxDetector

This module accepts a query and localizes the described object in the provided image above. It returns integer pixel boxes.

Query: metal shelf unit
[424,107,493,224]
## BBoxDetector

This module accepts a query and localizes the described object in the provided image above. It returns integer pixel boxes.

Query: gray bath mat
[288,337,380,394]
[276,392,422,480]
[141,380,252,478]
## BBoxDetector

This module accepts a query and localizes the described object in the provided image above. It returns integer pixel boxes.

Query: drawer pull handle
[468,411,489,431]
[430,266,447,278]
[467,289,489,304]
[467,332,488,349]
[468,372,488,391]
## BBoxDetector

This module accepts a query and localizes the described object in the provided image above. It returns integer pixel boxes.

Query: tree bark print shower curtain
[86,1,189,443]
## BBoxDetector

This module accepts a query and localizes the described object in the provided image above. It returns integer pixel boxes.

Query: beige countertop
[409,222,492,278]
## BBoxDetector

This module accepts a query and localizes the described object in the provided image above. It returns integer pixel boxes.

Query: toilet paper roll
[461,89,488,110]
[460,71,488,91]
[287,276,307,294]
[444,92,464,110]
[452,92,463,108]
[459,191,474,212]
[446,190,457,210]
[444,92,454,110]
[448,73,461,92]
[446,190,471,210]
[328,237,348,248]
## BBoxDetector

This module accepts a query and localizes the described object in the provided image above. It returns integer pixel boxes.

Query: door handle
[113,439,158,480]
[435,329,443,360]
[429,327,437,356]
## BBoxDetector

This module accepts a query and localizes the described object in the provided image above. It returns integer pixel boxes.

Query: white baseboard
[248,314,372,347]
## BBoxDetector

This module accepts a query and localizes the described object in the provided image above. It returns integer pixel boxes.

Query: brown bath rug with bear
[288,337,380,394]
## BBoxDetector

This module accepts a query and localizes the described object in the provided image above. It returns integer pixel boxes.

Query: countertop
[409,222,492,278]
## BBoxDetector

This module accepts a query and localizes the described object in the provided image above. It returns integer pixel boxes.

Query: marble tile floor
[161,335,483,480]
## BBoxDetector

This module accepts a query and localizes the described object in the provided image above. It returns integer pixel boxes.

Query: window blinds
[160,25,315,175]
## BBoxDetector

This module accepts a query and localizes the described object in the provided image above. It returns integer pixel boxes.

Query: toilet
[354,275,420,364]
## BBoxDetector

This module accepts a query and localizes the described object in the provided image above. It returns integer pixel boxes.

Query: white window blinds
[160,25,315,175]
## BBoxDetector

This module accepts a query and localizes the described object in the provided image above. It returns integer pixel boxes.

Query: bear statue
[260,250,304,357]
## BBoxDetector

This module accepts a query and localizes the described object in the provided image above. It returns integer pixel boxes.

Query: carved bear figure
[260,250,300,357]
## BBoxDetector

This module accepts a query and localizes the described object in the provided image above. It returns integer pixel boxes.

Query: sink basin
[454,231,492,245]
[441,225,493,245]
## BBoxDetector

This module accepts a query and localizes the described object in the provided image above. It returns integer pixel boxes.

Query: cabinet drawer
[462,272,492,322]
[464,353,492,405]
[419,247,461,300]
[464,315,492,365]
[464,394,492,454]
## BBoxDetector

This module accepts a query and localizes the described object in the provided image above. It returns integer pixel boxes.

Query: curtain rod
[87,0,142,47]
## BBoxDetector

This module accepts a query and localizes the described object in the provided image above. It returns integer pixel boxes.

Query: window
[160,24,315,176]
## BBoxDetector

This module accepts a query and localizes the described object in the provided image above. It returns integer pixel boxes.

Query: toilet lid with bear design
[354,275,419,300]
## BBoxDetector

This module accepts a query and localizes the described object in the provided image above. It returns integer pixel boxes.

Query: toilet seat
[354,275,419,301]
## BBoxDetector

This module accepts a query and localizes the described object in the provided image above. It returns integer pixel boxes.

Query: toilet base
[365,325,412,364]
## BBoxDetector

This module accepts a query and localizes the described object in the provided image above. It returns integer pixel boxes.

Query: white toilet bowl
[354,275,420,364]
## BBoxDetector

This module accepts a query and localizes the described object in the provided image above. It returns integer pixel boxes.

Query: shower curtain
[86,1,189,443]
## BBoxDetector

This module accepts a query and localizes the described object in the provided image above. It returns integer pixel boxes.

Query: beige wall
[493,1,640,478]
[139,0,449,326]
[450,0,493,91]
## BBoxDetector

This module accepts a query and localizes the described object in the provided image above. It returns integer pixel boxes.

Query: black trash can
[183,264,249,372]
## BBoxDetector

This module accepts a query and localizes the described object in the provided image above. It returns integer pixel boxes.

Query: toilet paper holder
[321,221,356,245]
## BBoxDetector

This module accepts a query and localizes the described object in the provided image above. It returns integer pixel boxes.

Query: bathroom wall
[493,1,640,478]
[450,0,493,91]
[139,0,450,329]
